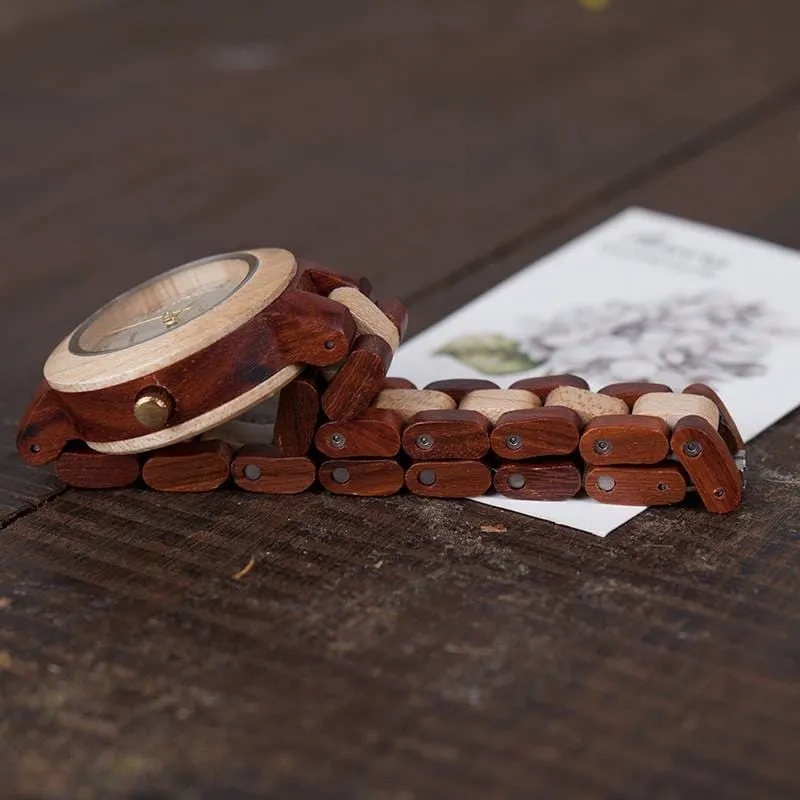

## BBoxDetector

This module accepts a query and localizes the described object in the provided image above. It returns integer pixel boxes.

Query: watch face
[70,254,258,355]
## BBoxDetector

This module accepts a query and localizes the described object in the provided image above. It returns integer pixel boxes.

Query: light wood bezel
[44,248,297,393]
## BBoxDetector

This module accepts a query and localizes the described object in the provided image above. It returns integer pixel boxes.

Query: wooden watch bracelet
[51,375,745,514]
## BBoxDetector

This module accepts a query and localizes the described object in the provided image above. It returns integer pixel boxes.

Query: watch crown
[134,387,175,429]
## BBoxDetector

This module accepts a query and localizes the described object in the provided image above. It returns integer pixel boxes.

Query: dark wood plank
[1,411,799,798]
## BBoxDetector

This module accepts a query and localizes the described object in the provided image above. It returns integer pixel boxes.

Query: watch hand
[111,301,197,336]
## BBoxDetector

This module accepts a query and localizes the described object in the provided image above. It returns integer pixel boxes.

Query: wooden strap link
[231,445,315,494]
[318,459,405,497]
[50,376,745,514]
[327,287,403,352]
[55,443,141,489]
[584,464,688,506]
[142,441,233,493]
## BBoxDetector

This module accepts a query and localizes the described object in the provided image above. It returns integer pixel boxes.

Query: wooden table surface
[2,2,800,797]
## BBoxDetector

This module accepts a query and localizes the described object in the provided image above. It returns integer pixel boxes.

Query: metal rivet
[713,487,726,498]
[329,432,346,449]
[505,434,523,451]
[332,467,350,484]
[596,475,616,493]
[508,473,526,490]
[418,469,437,486]
[594,439,611,455]
[134,387,175,429]
[324,340,335,350]
[416,433,434,451]
[30,444,41,454]
[243,464,262,481]
[657,482,668,492]
[683,440,702,458]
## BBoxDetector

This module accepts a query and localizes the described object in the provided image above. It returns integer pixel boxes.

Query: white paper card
[389,207,800,536]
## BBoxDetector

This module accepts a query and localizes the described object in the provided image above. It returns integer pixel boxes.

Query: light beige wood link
[545,386,628,426]
[372,389,456,421]
[327,286,401,351]
[632,392,720,430]
[458,389,540,425]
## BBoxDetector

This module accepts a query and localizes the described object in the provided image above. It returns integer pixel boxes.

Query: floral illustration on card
[435,292,800,387]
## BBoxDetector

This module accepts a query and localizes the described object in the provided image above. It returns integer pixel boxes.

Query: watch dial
[71,255,257,355]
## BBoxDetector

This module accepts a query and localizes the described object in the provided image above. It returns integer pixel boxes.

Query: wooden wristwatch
[17,248,746,515]
[17,248,404,464]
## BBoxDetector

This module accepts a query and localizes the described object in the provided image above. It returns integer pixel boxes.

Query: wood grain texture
[231,445,316,494]
[318,458,405,496]
[632,392,720,431]
[327,287,401,351]
[579,414,671,465]
[382,377,417,390]
[405,460,492,498]
[459,389,541,424]
[423,379,500,403]
[584,463,688,506]
[598,382,674,407]
[490,407,581,460]
[402,410,490,461]
[142,440,233,492]
[273,372,320,457]
[4,1,800,797]
[671,415,743,513]
[295,258,360,296]
[545,386,629,426]
[16,380,79,466]
[509,374,590,402]
[373,389,457,421]
[321,334,393,421]
[494,459,582,501]
[54,444,141,489]
[684,382,746,454]
[315,409,404,458]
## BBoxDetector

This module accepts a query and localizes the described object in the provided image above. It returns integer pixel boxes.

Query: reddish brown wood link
[509,374,589,403]
[598,382,673,407]
[315,409,404,458]
[377,298,409,342]
[671,415,742,513]
[54,443,141,489]
[231,445,316,494]
[357,277,373,298]
[402,410,490,460]
[424,379,499,404]
[142,441,233,493]
[318,459,405,497]
[683,383,745,454]
[44,290,356,447]
[584,463,687,506]
[579,414,670,465]
[273,372,321,457]
[321,334,394,421]
[490,407,581,460]
[406,461,492,498]
[494,459,581,501]
[295,258,360,295]
[16,380,80,465]
[383,377,417,390]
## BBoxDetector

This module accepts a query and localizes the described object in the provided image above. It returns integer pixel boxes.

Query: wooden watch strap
[48,377,745,514]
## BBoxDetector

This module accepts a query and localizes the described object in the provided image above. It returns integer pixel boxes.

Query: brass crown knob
[134,387,175,429]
